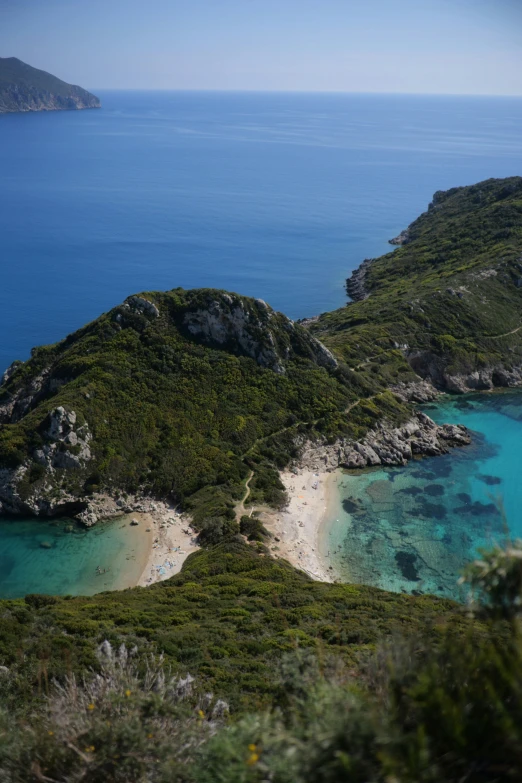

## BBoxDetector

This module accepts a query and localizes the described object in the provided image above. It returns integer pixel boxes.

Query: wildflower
[198,709,205,718]
[147,733,154,739]
[247,753,259,766]
[84,746,96,753]
[248,744,257,752]
[125,689,132,697]
[48,731,54,736]
[87,703,95,711]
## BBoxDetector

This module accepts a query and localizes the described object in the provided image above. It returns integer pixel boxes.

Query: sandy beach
[260,468,341,582]
[128,505,199,587]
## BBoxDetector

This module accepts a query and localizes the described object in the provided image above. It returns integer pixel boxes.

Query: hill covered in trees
[312,176,522,395]
[0,57,100,113]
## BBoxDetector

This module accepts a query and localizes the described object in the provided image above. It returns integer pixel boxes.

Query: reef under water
[324,391,522,600]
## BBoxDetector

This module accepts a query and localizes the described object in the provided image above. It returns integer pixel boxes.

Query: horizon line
[89,87,522,99]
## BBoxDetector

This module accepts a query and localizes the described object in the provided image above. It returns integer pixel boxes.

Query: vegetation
[1,177,522,778]
[0,287,408,539]
[0,539,473,709]
[2,178,522,545]
[0,541,520,781]
[312,177,522,389]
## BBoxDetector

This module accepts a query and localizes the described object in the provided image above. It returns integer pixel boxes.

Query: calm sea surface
[2,91,522,369]
[2,91,522,597]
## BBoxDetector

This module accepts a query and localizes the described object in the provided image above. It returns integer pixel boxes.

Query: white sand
[134,505,199,587]
[261,468,341,582]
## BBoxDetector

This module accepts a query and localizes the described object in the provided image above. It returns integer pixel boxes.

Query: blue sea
[2,90,522,597]
[2,91,522,369]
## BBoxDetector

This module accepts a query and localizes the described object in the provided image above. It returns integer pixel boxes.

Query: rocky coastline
[295,411,470,474]
[345,258,374,302]
[388,228,410,246]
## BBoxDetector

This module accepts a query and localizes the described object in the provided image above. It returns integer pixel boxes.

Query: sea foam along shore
[262,468,341,583]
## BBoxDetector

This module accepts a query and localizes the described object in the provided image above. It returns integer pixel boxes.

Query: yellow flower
[125,689,132,697]
[84,746,95,753]
[87,703,95,711]
[248,744,257,752]
[147,733,154,739]
[198,709,205,718]
[247,753,259,766]
[48,731,54,736]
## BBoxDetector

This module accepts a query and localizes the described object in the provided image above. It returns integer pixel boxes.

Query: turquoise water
[326,391,522,600]
[3,92,522,369]
[0,517,150,598]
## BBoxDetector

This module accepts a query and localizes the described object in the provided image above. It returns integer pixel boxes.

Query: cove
[0,516,150,599]
[324,390,522,600]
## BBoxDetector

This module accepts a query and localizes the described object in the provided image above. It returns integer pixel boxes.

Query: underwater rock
[395,551,420,581]
[342,497,362,514]
[424,484,445,497]
[477,474,502,486]
[414,500,447,519]
[411,470,437,480]
[397,486,423,496]
[453,501,499,516]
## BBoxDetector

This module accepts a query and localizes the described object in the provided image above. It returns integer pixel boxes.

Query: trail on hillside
[236,470,254,520]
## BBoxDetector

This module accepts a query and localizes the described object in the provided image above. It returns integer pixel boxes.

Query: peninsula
[0,177,521,780]
[0,57,100,113]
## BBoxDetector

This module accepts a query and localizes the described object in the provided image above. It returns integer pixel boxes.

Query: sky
[0,0,522,95]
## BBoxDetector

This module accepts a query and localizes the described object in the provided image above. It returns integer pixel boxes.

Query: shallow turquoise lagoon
[0,517,149,599]
[326,391,522,600]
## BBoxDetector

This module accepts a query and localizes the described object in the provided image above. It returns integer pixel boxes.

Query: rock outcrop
[34,407,92,470]
[407,350,522,394]
[388,229,410,246]
[0,364,71,424]
[346,258,373,302]
[183,293,337,374]
[124,295,160,318]
[297,411,470,473]
[0,406,92,517]
[390,379,440,403]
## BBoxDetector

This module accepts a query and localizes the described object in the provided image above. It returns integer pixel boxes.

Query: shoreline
[113,502,199,588]
[261,468,341,582]
[136,504,199,587]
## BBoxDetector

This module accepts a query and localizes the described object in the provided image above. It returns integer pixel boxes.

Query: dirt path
[236,470,254,520]
[482,324,522,340]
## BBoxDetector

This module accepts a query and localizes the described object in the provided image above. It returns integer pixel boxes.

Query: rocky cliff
[0,57,100,113]
[297,411,470,473]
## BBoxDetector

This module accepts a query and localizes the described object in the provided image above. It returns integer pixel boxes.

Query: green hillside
[312,177,522,393]
[0,288,407,538]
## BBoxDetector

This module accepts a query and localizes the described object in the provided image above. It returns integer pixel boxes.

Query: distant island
[0,57,100,114]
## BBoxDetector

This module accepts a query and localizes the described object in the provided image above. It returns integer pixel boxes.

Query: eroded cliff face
[0,406,92,517]
[182,293,338,374]
[407,350,522,394]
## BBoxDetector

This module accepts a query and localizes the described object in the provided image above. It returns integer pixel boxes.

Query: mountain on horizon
[0,57,100,114]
